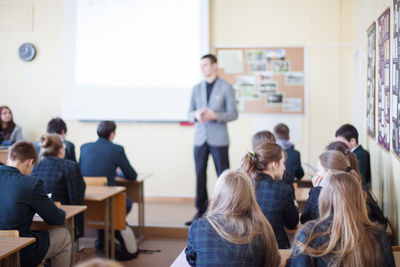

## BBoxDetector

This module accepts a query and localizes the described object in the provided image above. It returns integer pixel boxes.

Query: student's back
[80,137,136,185]
[0,163,66,266]
[186,170,281,267]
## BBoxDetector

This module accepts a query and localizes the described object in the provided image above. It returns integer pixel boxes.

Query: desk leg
[104,198,110,258]
[138,182,144,241]
[110,196,115,260]
[68,217,75,266]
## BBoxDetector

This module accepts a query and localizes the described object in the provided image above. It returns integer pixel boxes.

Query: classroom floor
[127,198,196,227]
[79,198,193,266]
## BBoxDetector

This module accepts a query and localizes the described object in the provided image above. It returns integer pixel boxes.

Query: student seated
[0,106,23,145]
[241,142,299,249]
[185,170,281,267]
[0,141,71,267]
[335,123,371,187]
[252,130,294,186]
[300,148,387,228]
[274,123,304,183]
[288,171,395,267]
[252,130,276,149]
[31,133,86,238]
[79,121,137,249]
[35,117,77,162]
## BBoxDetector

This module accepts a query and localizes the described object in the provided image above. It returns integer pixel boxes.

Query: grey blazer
[188,77,238,146]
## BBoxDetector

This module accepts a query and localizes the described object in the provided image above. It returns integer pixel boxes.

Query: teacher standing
[186,54,238,226]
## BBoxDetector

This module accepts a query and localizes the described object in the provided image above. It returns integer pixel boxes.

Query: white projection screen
[62,0,209,121]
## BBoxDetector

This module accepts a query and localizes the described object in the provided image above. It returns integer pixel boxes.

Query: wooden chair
[84,177,108,186]
[0,230,19,237]
[392,246,400,251]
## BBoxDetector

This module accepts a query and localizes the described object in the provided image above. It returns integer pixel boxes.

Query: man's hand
[312,174,324,187]
[194,109,206,123]
[202,108,218,122]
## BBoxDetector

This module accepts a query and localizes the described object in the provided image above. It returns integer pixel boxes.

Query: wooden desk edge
[0,237,35,260]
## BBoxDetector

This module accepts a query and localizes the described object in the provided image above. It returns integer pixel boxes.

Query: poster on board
[367,22,376,138]
[393,0,400,158]
[216,47,305,114]
[377,8,390,151]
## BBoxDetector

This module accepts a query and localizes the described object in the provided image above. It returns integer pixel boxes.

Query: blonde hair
[296,171,383,267]
[39,133,63,158]
[319,150,362,184]
[206,170,281,267]
[75,258,123,267]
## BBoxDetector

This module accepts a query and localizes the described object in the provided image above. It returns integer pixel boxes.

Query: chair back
[84,177,108,186]
[0,230,19,237]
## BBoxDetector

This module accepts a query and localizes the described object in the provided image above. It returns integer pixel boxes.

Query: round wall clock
[18,43,36,61]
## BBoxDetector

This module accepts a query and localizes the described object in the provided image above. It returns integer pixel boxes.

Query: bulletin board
[366,23,376,137]
[377,8,390,152]
[215,47,305,114]
[393,1,400,158]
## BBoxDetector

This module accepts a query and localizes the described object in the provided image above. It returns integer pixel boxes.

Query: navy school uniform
[353,145,371,186]
[287,218,395,267]
[185,217,267,266]
[255,173,299,249]
[31,156,86,238]
[0,165,65,267]
[300,186,387,228]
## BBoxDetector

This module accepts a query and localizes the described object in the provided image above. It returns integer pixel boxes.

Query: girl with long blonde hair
[289,171,395,267]
[301,149,387,228]
[185,170,281,267]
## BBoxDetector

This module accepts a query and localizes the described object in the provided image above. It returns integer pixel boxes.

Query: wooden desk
[0,236,35,267]
[171,248,293,267]
[295,187,310,203]
[31,205,87,266]
[84,186,126,260]
[0,149,8,164]
[115,173,152,241]
[394,251,400,266]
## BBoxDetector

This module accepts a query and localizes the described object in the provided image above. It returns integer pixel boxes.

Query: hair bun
[40,134,52,148]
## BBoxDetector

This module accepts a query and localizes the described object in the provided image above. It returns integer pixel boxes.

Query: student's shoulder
[64,139,75,148]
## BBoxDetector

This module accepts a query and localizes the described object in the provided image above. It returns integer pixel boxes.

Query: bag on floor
[115,227,139,261]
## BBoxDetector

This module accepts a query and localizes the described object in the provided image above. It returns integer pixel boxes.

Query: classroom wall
[354,0,400,245]
[0,0,353,200]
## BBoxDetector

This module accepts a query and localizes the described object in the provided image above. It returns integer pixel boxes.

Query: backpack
[115,227,139,261]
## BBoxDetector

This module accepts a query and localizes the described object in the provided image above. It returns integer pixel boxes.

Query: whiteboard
[61,0,209,121]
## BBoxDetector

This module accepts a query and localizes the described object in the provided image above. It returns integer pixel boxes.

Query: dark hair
[335,124,358,143]
[273,123,289,140]
[201,54,217,64]
[47,117,67,135]
[252,130,276,149]
[9,141,38,164]
[241,142,284,183]
[97,121,116,139]
[0,106,16,140]
[39,133,64,158]
[326,141,360,175]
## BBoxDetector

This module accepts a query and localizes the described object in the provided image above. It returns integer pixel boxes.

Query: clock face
[18,43,36,61]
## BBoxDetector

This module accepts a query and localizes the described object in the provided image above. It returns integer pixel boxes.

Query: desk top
[295,187,310,202]
[171,248,294,267]
[32,205,87,224]
[85,186,126,201]
[0,236,35,260]
[116,172,153,183]
[395,251,400,266]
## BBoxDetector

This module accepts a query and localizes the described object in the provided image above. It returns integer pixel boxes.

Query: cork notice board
[215,47,305,114]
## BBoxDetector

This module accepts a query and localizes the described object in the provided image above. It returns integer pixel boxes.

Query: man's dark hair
[335,124,359,143]
[97,121,116,139]
[9,141,38,164]
[201,54,217,64]
[273,123,290,140]
[47,117,67,135]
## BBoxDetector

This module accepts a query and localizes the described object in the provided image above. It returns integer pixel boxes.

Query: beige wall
[0,1,353,201]
[353,0,400,244]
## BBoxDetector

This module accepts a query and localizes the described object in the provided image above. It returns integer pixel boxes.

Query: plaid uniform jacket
[288,218,395,267]
[255,173,299,249]
[31,156,86,237]
[300,186,387,228]
[185,217,266,266]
